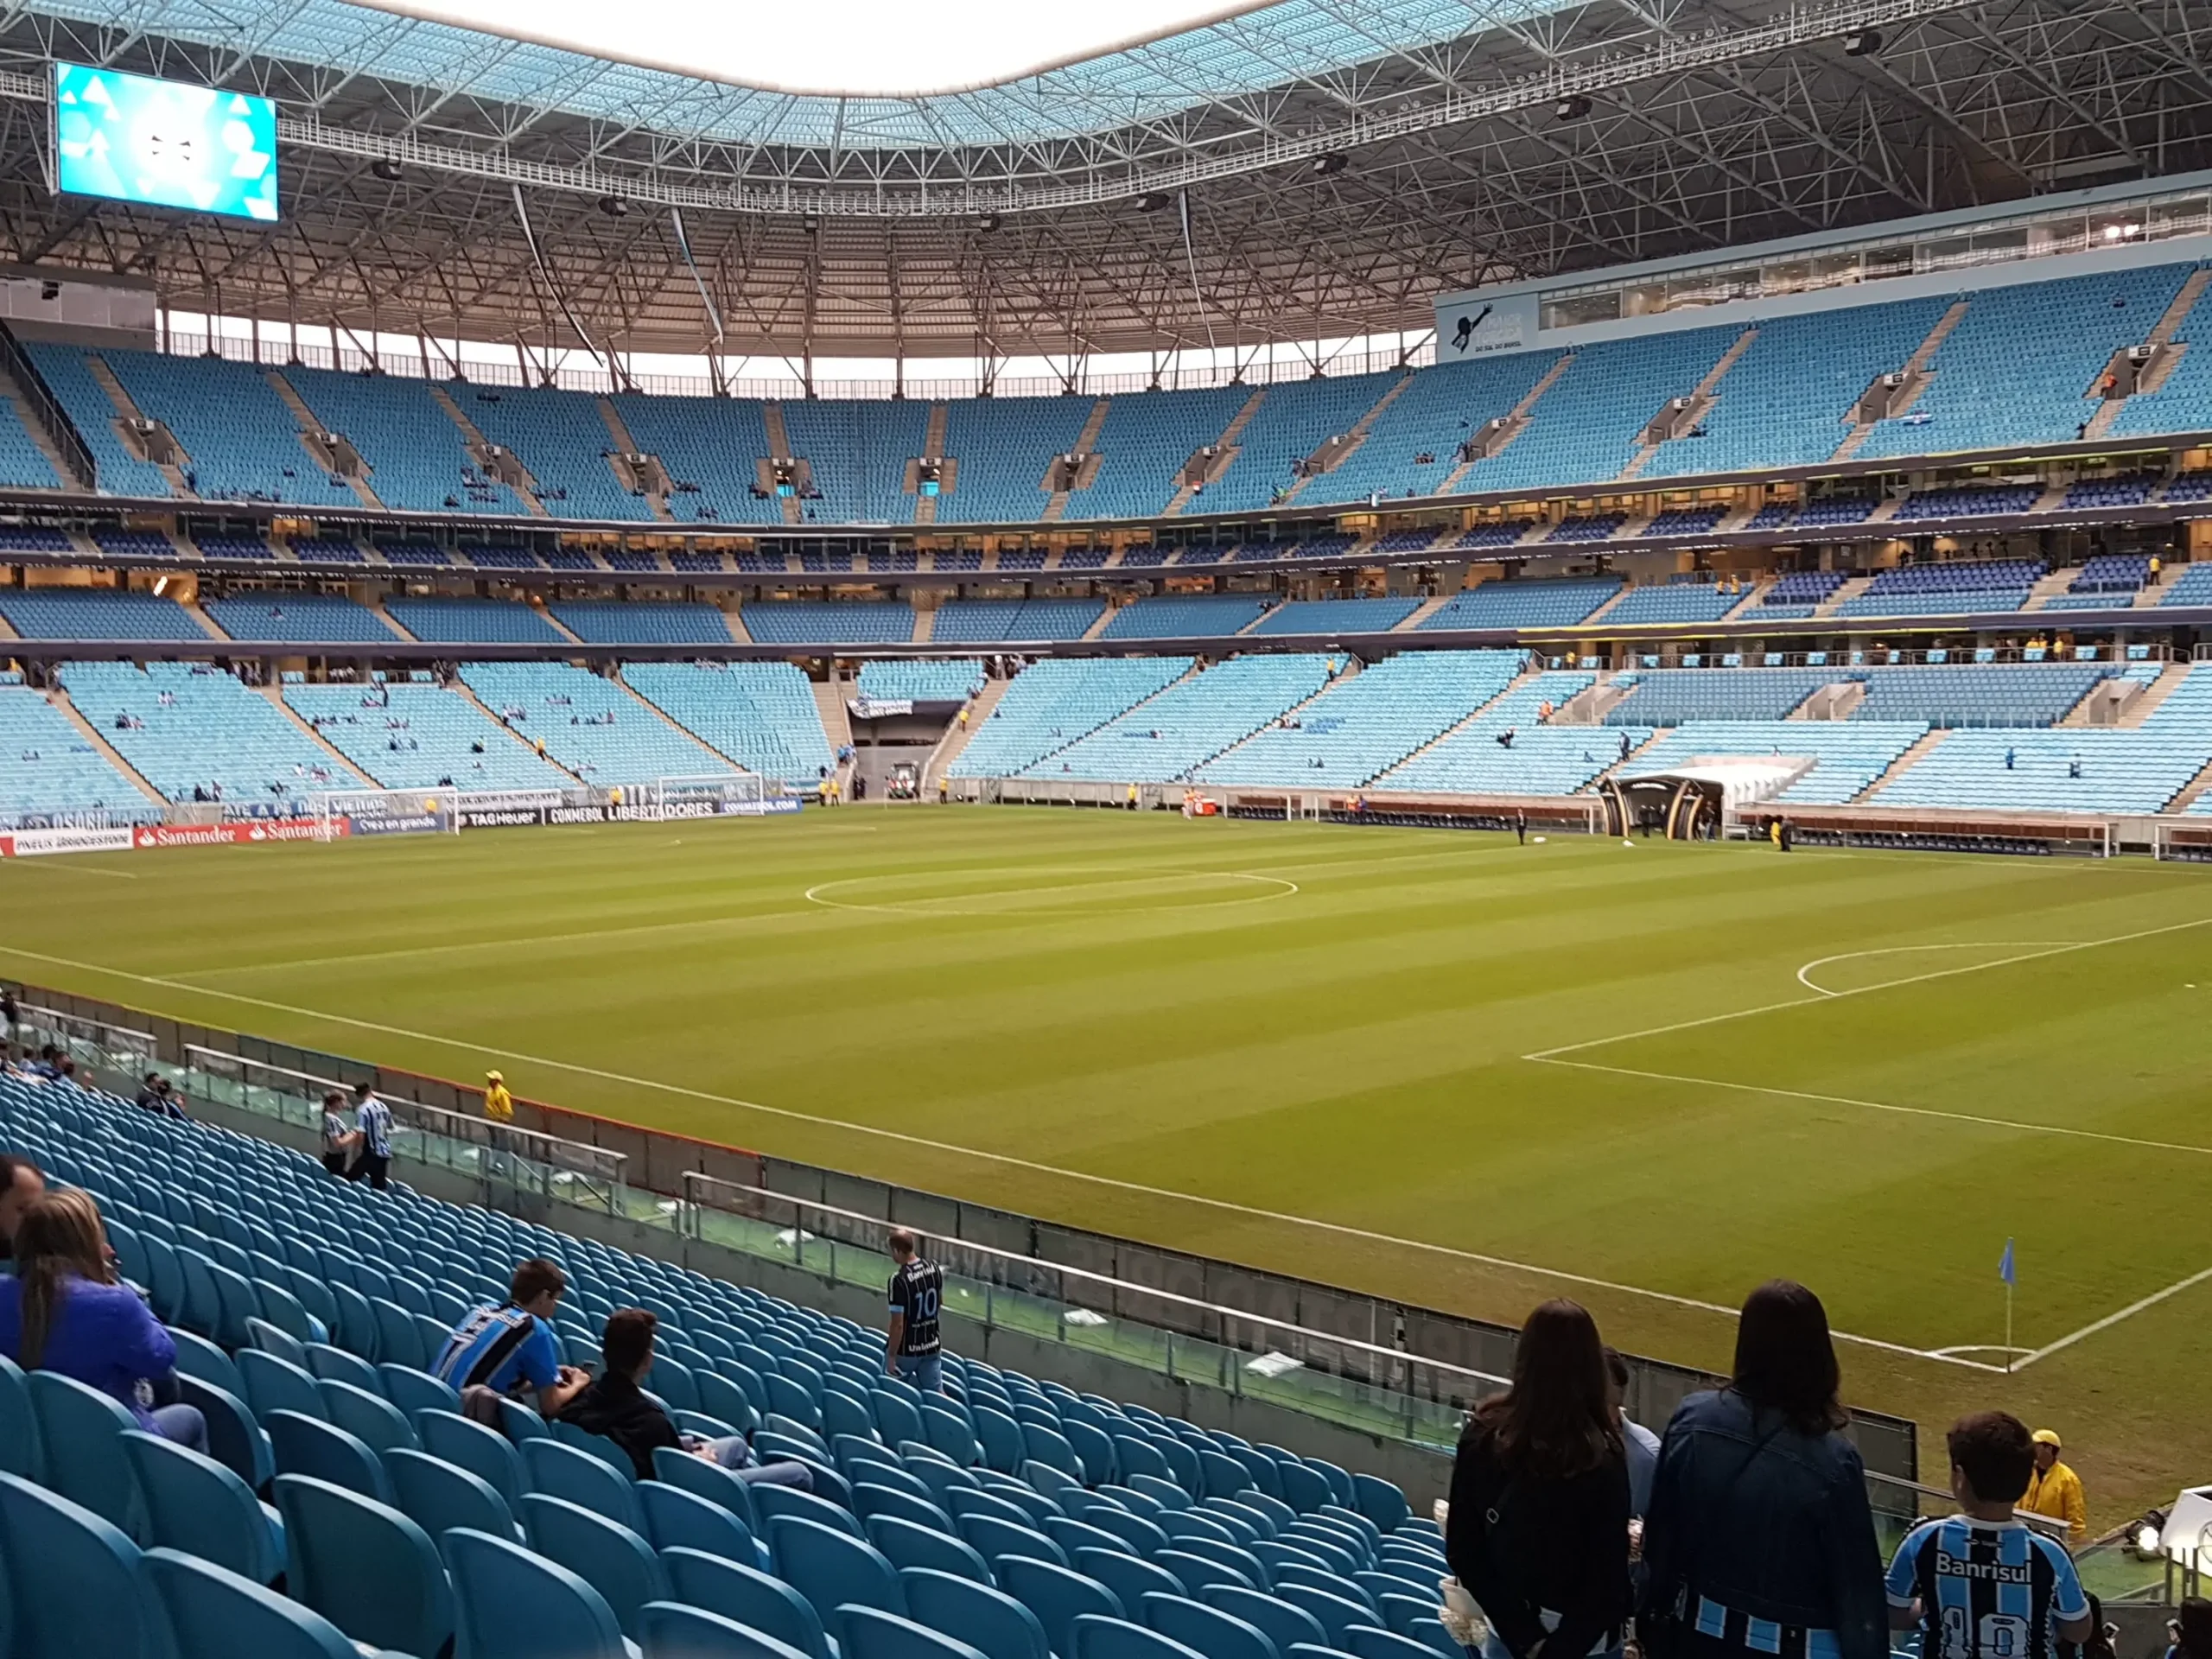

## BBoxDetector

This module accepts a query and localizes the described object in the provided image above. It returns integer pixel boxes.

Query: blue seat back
[639,1601,813,1659]
[836,1605,993,1659]
[753,1479,861,1539]
[0,1471,168,1659]
[245,1314,309,1368]
[962,1511,1067,1569]
[520,1492,669,1639]
[639,1478,758,1562]
[302,1344,379,1392]
[1203,1585,1328,1656]
[1281,1585,1372,1644]
[238,1350,327,1427]
[520,1435,642,1530]
[25,1370,145,1539]
[1346,1625,1447,1659]
[1141,1592,1282,1659]
[1076,1548,1186,1610]
[1349,1475,1410,1535]
[651,1443,760,1532]
[418,1409,524,1509]
[275,1472,454,1658]
[998,1556,1126,1658]
[318,1378,417,1454]
[900,1569,1052,1659]
[0,1355,43,1482]
[768,1514,907,1624]
[443,1525,629,1659]
[267,1410,391,1504]
[378,1363,461,1419]
[868,1512,993,1581]
[123,1429,284,1585]
[386,1446,517,1542]
[142,1547,355,1659]
[1070,1615,1207,1659]
[660,1546,831,1659]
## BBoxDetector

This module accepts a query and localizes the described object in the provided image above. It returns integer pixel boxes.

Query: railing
[174,1044,628,1215]
[17,1002,156,1068]
[0,315,95,489]
[675,1171,1495,1449]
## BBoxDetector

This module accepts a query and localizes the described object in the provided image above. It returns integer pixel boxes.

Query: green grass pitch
[4,805,2209,1521]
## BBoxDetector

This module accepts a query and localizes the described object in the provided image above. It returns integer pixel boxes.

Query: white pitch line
[0,938,1994,1370]
[2009,1262,2212,1370]
[804,870,1298,917]
[1527,912,2212,1060]
[0,857,139,880]
[1794,942,2070,998]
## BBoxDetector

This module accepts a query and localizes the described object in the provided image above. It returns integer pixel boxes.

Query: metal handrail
[21,1002,156,1058]
[679,1169,1509,1394]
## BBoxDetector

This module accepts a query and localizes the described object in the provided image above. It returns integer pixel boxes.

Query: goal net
[652,773,770,819]
[308,788,463,838]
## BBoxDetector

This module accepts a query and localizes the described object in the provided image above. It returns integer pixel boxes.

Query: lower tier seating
[283,681,575,793]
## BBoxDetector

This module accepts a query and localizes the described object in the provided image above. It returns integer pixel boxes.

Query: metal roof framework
[0,0,2200,361]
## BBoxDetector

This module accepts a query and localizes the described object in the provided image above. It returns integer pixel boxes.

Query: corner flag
[1999,1238,2017,1286]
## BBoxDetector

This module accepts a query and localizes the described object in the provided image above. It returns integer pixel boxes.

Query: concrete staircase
[813,672,856,785]
[1197,662,1360,767]
[1856,729,1949,800]
[920,676,1009,795]
[47,688,168,804]
[1395,594,1453,631]
[1080,603,1118,640]
[1550,673,1633,725]
[1165,386,1268,515]
[1042,397,1112,522]
[0,367,87,491]
[1791,680,1865,720]
[2163,752,2212,813]
[180,600,227,640]
[87,355,195,498]
[2085,268,2212,441]
[444,677,583,785]
[720,607,751,645]
[1370,671,1532,785]
[268,370,385,511]
[2024,568,2082,612]
[1592,728,1664,784]
[599,671,750,776]
[1574,585,1637,628]
[1278,375,1414,505]
[537,605,586,646]
[1814,575,1874,619]
[257,684,380,787]
[1619,327,1760,481]
[761,404,803,526]
[365,598,416,641]
[597,397,674,523]
[2115,661,2191,725]
[1438,353,1573,493]
[1832,299,1969,462]
[912,607,936,645]
[429,385,548,518]
[915,404,950,525]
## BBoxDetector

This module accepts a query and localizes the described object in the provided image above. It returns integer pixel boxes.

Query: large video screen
[53,62,278,222]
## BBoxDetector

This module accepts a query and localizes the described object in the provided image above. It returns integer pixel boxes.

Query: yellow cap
[486,1070,503,1083]
[2031,1428,2062,1448]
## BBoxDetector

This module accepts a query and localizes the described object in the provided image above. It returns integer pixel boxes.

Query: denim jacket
[1639,1389,1889,1659]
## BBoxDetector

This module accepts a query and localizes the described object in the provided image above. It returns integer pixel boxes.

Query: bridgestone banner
[0,825,137,857]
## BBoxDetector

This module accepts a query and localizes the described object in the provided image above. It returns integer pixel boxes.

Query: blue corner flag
[1999,1238,2017,1287]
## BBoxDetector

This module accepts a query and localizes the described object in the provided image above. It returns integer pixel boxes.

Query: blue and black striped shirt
[1886,1517,2087,1659]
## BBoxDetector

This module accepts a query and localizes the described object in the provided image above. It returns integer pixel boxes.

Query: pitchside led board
[51,62,278,222]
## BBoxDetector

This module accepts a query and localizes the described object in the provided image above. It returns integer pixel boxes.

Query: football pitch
[3,805,2209,1519]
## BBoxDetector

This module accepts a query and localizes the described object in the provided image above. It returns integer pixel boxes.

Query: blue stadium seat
[275,1473,454,1658]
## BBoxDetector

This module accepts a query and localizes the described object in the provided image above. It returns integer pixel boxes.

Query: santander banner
[130,818,346,851]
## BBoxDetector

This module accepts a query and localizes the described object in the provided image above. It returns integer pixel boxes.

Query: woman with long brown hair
[1446,1299,1632,1659]
[0,1187,206,1451]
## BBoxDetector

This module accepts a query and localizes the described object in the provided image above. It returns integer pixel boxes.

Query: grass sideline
[3,804,2209,1522]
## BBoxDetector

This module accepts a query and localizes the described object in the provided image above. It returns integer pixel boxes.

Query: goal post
[652,773,769,819]
[308,788,463,838]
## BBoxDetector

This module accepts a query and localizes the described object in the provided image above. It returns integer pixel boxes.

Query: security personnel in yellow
[2021,1427,2088,1544]
[483,1071,514,1124]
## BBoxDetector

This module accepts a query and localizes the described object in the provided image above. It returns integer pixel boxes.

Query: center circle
[805,868,1298,918]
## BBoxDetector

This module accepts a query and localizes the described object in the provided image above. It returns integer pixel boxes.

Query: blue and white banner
[1433,290,1541,359]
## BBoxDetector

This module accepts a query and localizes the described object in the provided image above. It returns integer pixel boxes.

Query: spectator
[1641,1281,1887,1659]
[482,1071,513,1127]
[1887,1412,2090,1657]
[0,1152,44,1264]
[0,1189,207,1451]
[1445,1300,1631,1659]
[1605,1346,1661,1517]
[134,1074,186,1122]
[2022,1429,2088,1545]
[319,1091,358,1177]
[560,1307,812,1488]
[349,1080,393,1191]
[2168,1599,2212,1659]
[0,986,16,1035]
[885,1229,946,1393]
[429,1258,590,1417]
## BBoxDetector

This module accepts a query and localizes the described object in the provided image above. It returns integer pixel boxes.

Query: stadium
[3,0,2212,1654]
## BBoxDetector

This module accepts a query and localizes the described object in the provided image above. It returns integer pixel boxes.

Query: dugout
[1604,755,1810,840]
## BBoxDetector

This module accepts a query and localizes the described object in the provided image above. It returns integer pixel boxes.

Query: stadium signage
[459,808,549,830]
[849,695,914,718]
[132,818,342,849]
[346,811,444,837]
[0,825,137,857]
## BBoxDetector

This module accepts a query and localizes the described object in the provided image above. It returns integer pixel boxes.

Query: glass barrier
[19,1003,157,1076]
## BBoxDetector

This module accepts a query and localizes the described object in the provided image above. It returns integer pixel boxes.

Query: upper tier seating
[0,681,157,824]
[1548,512,1628,544]
[0,393,60,489]
[1760,571,1845,607]
[1892,484,2039,521]
[205,594,395,645]
[1417,578,1622,631]
[1861,264,2196,457]
[1837,560,2043,618]
[0,1073,1440,1659]
[459,662,736,787]
[620,662,836,785]
[1024,653,1335,781]
[550,602,734,646]
[938,397,1096,524]
[385,597,569,645]
[1795,496,1879,528]
[455,385,655,522]
[105,351,332,506]
[2069,553,2150,594]
[0,589,207,641]
[1645,507,1729,537]
[58,661,346,803]
[1201,374,1396,514]
[1628,720,1929,804]
[1101,596,1272,640]
[1601,582,1746,626]
[2158,564,2212,607]
[855,660,985,702]
[948,657,1192,778]
[743,602,917,646]
[1853,664,2111,727]
[288,369,522,515]
[1607,668,1839,724]
[284,680,575,791]
[1449,520,1536,551]
[1377,671,1643,796]
[780,399,931,524]
[608,393,784,526]
[1877,665,2206,814]
[1195,650,1524,788]
[1073,385,1250,520]
[22,343,174,496]
[2064,475,2160,510]
[931,599,1106,644]
[1247,597,1420,636]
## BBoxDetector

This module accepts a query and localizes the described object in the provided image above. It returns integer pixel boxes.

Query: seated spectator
[429,1258,590,1417]
[0,1188,206,1451]
[2168,1599,2211,1659]
[133,1074,186,1122]
[561,1307,812,1490]
[1887,1412,2091,1656]
[1642,1281,1887,1659]
[0,1152,44,1264]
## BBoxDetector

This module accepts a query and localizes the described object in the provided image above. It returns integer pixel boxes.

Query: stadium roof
[0,0,2202,360]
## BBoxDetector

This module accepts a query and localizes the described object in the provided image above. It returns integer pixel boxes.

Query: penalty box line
[0,939,1999,1374]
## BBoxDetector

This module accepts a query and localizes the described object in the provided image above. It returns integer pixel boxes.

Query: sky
[337,0,1274,96]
